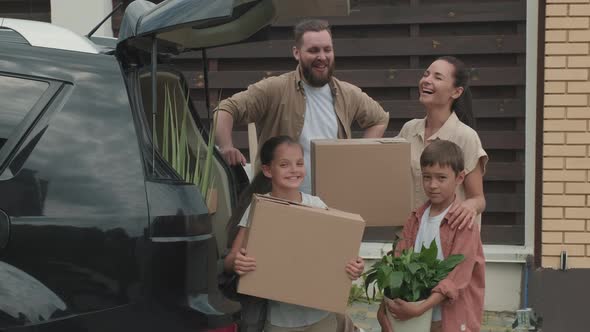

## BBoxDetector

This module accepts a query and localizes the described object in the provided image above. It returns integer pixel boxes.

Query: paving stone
[347,301,516,331]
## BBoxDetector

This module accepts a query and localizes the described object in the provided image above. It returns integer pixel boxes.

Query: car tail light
[207,323,237,332]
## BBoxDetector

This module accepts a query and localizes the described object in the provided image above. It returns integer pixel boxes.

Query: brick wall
[543,0,590,268]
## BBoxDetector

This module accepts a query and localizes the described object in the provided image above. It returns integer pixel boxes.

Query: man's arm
[215,111,246,166]
[214,78,273,165]
[354,88,389,137]
[363,123,387,138]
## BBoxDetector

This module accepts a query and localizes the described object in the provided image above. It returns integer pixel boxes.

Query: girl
[397,56,488,231]
[224,135,364,332]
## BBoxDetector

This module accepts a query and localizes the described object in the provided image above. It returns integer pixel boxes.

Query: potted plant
[364,240,464,332]
[158,83,219,213]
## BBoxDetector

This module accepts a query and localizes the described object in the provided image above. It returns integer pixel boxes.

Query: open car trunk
[115,0,351,329]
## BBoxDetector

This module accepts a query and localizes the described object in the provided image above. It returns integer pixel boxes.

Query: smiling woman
[398,56,488,232]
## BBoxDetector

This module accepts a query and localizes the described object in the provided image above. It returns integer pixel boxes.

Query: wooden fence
[169,0,528,245]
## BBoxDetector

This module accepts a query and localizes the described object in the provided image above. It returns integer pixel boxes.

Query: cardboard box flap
[253,193,318,208]
[253,194,292,206]
[312,137,408,146]
[253,194,364,221]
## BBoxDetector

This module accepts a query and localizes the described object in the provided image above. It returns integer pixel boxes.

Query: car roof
[0,18,101,54]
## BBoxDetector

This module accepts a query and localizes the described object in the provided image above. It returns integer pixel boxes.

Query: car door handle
[0,210,10,249]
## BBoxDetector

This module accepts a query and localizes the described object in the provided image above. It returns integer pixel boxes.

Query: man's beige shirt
[398,112,488,224]
[215,67,389,151]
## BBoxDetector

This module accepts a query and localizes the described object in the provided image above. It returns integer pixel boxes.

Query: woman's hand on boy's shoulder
[234,248,257,276]
[345,257,364,280]
[447,200,477,230]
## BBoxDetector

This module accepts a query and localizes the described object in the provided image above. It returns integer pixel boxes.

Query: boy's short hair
[294,19,331,47]
[420,140,464,175]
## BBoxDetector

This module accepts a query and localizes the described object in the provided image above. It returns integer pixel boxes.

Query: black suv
[0,0,287,331]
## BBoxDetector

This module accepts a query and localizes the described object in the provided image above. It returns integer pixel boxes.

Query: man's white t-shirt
[414,204,452,322]
[298,81,338,194]
[238,192,330,327]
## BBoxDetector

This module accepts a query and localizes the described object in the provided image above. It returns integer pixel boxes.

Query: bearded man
[215,19,388,194]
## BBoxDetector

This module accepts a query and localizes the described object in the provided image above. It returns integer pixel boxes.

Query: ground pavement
[348,301,516,332]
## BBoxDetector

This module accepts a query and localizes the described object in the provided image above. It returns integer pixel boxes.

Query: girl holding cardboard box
[224,135,364,332]
[397,56,488,231]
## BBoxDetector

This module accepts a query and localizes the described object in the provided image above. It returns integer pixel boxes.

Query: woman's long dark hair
[437,56,476,129]
[225,136,301,247]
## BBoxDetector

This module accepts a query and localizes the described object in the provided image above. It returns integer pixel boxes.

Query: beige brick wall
[543,0,590,269]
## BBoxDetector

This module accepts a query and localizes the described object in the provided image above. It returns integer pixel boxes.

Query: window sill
[359,242,532,264]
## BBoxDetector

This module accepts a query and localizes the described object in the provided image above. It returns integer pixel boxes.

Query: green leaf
[407,262,421,275]
[388,271,403,291]
[439,254,465,272]
[162,84,169,160]
[200,110,217,194]
[420,239,438,265]
[411,285,420,302]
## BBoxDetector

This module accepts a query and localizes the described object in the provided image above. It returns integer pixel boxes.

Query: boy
[377,140,485,332]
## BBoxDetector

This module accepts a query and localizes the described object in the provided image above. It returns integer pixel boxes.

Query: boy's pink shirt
[394,202,486,332]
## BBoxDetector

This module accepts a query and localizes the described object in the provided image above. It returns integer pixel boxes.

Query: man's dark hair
[420,140,465,175]
[294,19,331,47]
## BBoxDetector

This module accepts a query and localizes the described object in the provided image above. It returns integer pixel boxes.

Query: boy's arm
[431,225,484,301]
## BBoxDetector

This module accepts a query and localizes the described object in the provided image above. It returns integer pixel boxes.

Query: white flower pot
[385,299,433,332]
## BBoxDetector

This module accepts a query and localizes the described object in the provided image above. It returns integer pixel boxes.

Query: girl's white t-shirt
[238,192,330,327]
[414,204,452,322]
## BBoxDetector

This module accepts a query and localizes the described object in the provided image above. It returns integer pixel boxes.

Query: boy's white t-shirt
[414,204,452,322]
[297,81,338,195]
[237,192,330,327]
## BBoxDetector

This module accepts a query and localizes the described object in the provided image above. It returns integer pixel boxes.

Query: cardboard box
[272,0,350,17]
[237,194,365,313]
[312,138,413,227]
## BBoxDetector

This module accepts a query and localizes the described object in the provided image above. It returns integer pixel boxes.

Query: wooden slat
[179,35,525,59]
[486,193,524,213]
[484,162,525,181]
[274,2,526,26]
[478,131,525,150]
[182,67,525,89]
[193,99,524,119]
[362,224,524,245]
[480,224,525,245]
[379,99,525,119]
[222,130,524,150]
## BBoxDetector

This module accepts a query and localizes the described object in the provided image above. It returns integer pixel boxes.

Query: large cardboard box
[273,0,350,17]
[237,195,365,313]
[312,138,413,227]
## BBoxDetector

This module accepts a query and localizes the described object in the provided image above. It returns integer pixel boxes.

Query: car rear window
[0,75,49,150]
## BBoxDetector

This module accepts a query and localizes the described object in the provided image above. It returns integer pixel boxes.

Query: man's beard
[300,60,335,87]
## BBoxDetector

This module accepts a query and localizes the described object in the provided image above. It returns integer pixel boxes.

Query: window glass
[0,76,48,150]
